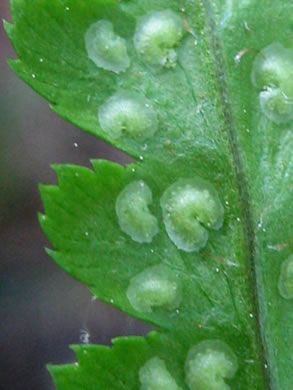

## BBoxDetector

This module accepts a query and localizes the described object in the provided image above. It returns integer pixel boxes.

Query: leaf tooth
[91,159,125,182]
[2,20,13,37]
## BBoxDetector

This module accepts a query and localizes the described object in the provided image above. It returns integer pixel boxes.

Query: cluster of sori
[85,9,185,73]
[115,177,223,313]
[116,178,224,251]
[85,9,186,141]
[251,43,293,124]
[139,340,238,390]
[252,45,293,300]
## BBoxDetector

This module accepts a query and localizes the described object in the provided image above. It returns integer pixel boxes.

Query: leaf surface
[6,0,293,389]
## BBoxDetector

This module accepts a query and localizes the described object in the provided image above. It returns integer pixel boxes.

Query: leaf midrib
[201,0,272,388]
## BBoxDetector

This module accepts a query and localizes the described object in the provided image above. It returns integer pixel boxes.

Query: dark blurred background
[0,2,151,389]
